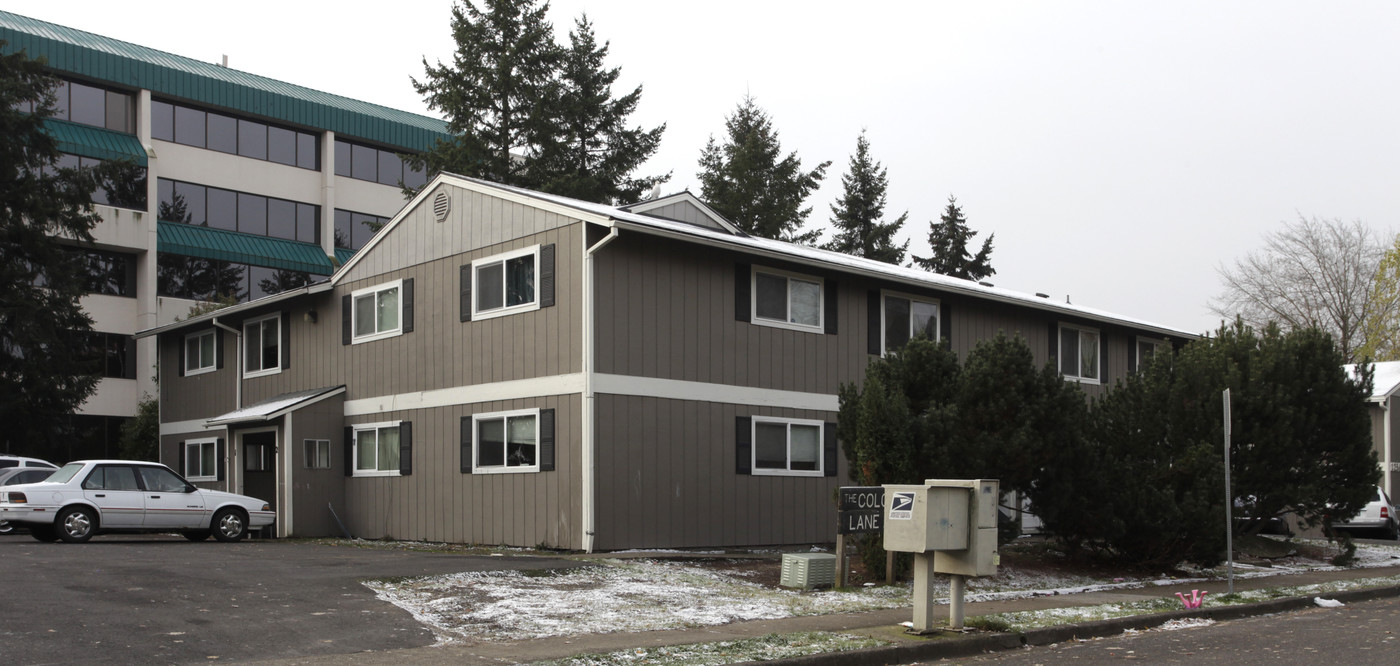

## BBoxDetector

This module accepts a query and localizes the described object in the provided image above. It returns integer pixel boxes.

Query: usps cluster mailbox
[882,479,999,576]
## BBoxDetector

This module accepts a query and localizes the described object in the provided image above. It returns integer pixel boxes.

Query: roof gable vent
[433,191,451,223]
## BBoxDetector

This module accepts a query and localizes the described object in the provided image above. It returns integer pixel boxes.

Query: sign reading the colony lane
[838,486,885,535]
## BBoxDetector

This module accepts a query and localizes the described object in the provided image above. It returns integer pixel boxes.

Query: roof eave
[134,281,333,339]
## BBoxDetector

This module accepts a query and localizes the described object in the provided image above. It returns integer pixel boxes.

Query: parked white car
[1331,486,1399,540]
[0,455,58,470]
[0,460,274,543]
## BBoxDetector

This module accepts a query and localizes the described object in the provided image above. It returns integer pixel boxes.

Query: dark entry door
[242,431,277,515]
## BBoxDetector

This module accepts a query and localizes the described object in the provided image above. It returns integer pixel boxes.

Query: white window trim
[351,279,403,344]
[472,408,541,474]
[184,329,217,376]
[1059,323,1102,386]
[751,267,825,334]
[880,290,941,356]
[352,420,403,477]
[303,439,331,469]
[242,313,282,379]
[751,416,825,478]
[471,245,541,321]
[184,437,218,482]
[1136,336,1167,370]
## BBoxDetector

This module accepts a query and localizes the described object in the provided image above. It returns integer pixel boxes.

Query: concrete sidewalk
[258,562,1400,665]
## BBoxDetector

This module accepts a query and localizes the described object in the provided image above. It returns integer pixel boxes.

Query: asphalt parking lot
[0,534,580,664]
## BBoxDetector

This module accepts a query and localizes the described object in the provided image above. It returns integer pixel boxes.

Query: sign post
[836,486,885,587]
[1223,388,1234,594]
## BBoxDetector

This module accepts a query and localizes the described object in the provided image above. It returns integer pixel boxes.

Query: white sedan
[0,460,274,543]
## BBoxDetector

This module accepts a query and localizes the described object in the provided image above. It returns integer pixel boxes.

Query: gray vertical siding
[159,328,237,423]
[340,184,581,286]
[341,395,581,549]
[592,394,841,550]
[288,395,347,537]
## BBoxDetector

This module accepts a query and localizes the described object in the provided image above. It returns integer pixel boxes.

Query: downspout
[1385,396,1393,498]
[582,227,620,553]
[211,317,241,491]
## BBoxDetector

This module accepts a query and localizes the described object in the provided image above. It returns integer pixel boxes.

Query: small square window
[184,439,218,482]
[303,439,331,469]
[881,293,939,354]
[1137,337,1168,370]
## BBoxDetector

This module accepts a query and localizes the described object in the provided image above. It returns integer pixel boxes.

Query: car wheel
[30,525,58,542]
[0,520,13,535]
[212,509,248,542]
[57,507,96,543]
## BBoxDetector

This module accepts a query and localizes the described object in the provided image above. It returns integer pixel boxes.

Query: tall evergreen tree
[0,44,111,457]
[411,0,562,187]
[823,131,907,264]
[912,195,995,281]
[696,95,830,243]
[531,15,667,204]
[409,2,665,204]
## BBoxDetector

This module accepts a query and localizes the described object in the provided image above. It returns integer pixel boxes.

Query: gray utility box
[882,479,1000,576]
[779,553,837,589]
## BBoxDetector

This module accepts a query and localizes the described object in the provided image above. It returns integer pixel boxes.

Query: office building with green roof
[0,10,449,462]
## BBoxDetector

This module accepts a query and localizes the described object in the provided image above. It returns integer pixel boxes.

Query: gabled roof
[206,386,346,425]
[618,191,743,234]
[383,175,1198,339]
[0,10,448,151]
[1345,362,1400,401]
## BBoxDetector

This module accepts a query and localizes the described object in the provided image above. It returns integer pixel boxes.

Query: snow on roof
[455,176,1198,339]
[1345,362,1400,400]
[206,386,345,425]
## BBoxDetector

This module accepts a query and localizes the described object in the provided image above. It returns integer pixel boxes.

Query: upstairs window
[1059,324,1100,384]
[242,314,282,378]
[184,330,217,375]
[753,268,823,332]
[352,280,401,343]
[472,246,539,320]
[882,293,939,354]
[1137,337,1168,370]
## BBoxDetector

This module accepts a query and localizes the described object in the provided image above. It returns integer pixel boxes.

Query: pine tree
[696,95,830,243]
[411,0,562,187]
[823,131,907,264]
[912,195,995,281]
[531,15,667,204]
[0,44,110,457]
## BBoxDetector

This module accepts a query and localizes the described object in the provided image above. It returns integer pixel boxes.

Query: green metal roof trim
[43,118,147,165]
[158,222,335,275]
[334,247,356,267]
[0,11,450,152]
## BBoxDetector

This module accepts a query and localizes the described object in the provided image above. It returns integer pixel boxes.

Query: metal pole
[1223,388,1234,595]
[911,553,935,633]
[949,574,966,630]
[835,534,846,588]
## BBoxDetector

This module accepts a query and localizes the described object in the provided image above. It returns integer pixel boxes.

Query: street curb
[757,583,1400,665]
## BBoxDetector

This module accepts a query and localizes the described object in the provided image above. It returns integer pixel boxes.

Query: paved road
[961,596,1400,664]
[0,534,580,665]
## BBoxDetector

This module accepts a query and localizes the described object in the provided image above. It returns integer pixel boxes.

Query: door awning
[206,386,346,426]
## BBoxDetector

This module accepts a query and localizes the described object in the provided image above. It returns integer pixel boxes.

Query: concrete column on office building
[135,88,160,398]
[321,130,336,259]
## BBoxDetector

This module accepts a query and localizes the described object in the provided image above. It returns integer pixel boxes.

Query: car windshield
[45,463,85,485]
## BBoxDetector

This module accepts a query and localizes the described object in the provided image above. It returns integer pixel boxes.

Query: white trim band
[593,374,839,412]
[343,374,586,417]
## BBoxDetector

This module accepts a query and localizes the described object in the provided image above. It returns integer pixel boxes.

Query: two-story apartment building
[0,11,448,461]
[140,174,1195,551]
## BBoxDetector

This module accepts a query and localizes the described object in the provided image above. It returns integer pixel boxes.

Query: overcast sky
[18,1,1400,334]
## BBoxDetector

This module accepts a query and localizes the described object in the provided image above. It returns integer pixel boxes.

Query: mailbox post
[882,479,999,633]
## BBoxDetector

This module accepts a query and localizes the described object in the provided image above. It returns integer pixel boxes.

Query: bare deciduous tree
[1211,216,1398,363]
